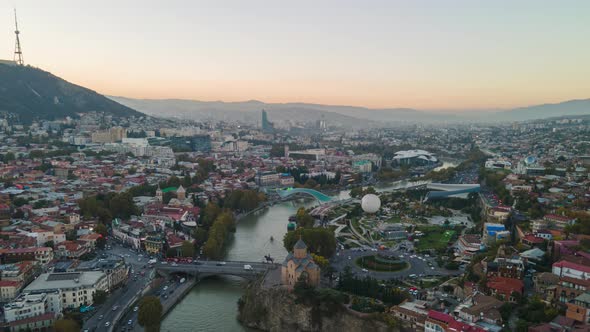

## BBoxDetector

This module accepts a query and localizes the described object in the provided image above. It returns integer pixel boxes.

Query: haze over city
[3,0,590,111]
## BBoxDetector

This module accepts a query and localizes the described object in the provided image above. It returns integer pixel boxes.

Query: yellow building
[281,239,320,290]
[144,236,163,255]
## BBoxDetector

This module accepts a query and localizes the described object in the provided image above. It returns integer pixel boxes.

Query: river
[160,199,315,332]
[160,162,458,331]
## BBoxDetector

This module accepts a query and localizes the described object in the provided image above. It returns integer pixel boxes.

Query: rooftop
[24,271,105,292]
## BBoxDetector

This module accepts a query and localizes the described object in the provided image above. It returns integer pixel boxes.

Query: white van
[244,264,253,271]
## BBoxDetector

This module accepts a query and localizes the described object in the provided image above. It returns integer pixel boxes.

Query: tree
[53,319,79,332]
[138,296,163,332]
[108,192,138,219]
[293,272,315,301]
[193,228,208,246]
[311,254,329,268]
[284,228,337,258]
[44,241,54,248]
[94,223,108,237]
[296,207,315,228]
[93,290,107,304]
[3,152,15,163]
[201,202,221,228]
[203,238,221,260]
[180,241,195,257]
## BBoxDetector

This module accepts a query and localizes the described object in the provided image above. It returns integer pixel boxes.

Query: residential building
[0,281,20,302]
[389,299,428,330]
[0,247,53,266]
[279,174,295,187]
[55,241,90,259]
[455,293,503,326]
[457,234,483,257]
[566,292,590,324]
[425,310,486,332]
[4,292,61,323]
[255,171,280,187]
[483,223,510,245]
[0,261,36,285]
[22,272,108,310]
[544,214,575,230]
[145,235,164,255]
[484,257,525,279]
[486,276,524,302]
[553,260,590,303]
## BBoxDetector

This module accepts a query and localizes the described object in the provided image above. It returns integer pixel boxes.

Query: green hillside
[0,64,142,123]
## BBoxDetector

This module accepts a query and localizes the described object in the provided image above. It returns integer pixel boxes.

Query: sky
[2,0,590,111]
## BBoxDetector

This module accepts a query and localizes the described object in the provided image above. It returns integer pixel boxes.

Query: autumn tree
[138,296,163,332]
[53,319,79,332]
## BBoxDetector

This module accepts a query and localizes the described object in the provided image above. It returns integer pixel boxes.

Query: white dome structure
[361,194,381,213]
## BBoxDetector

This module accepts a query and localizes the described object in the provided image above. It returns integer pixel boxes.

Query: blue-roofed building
[483,223,510,244]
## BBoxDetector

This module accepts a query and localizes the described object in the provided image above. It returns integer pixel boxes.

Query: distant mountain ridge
[0,64,142,123]
[109,97,457,127]
[494,99,590,121]
[111,96,590,124]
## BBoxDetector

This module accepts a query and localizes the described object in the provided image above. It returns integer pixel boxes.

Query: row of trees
[202,211,236,260]
[376,166,409,181]
[349,186,376,199]
[223,189,265,212]
[337,267,409,305]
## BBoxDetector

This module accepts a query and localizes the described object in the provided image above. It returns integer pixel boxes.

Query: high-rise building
[261,110,274,133]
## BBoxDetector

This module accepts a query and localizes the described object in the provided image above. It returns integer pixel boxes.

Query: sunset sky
[2,0,589,111]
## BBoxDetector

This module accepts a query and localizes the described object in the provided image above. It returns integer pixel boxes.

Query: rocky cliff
[237,283,398,332]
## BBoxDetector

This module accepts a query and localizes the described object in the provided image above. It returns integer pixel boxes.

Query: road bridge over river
[155,260,279,281]
[275,187,333,203]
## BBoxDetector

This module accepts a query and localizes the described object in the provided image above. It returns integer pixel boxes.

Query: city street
[82,241,155,332]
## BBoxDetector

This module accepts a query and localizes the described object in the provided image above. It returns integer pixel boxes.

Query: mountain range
[0,64,141,124]
[1,63,588,125]
[110,96,590,125]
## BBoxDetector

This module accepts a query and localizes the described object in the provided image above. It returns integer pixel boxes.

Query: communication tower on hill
[13,9,24,66]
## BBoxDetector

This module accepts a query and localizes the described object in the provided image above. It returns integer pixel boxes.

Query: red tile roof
[0,280,20,287]
[544,214,573,222]
[553,260,590,274]
[427,310,487,332]
[523,234,545,244]
[487,276,524,294]
[8,313,55,327]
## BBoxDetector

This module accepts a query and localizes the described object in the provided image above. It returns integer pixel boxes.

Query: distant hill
[109,97,456,127]
[109,96,590,125]
[0,64,142,123]
[494,99,590,122]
